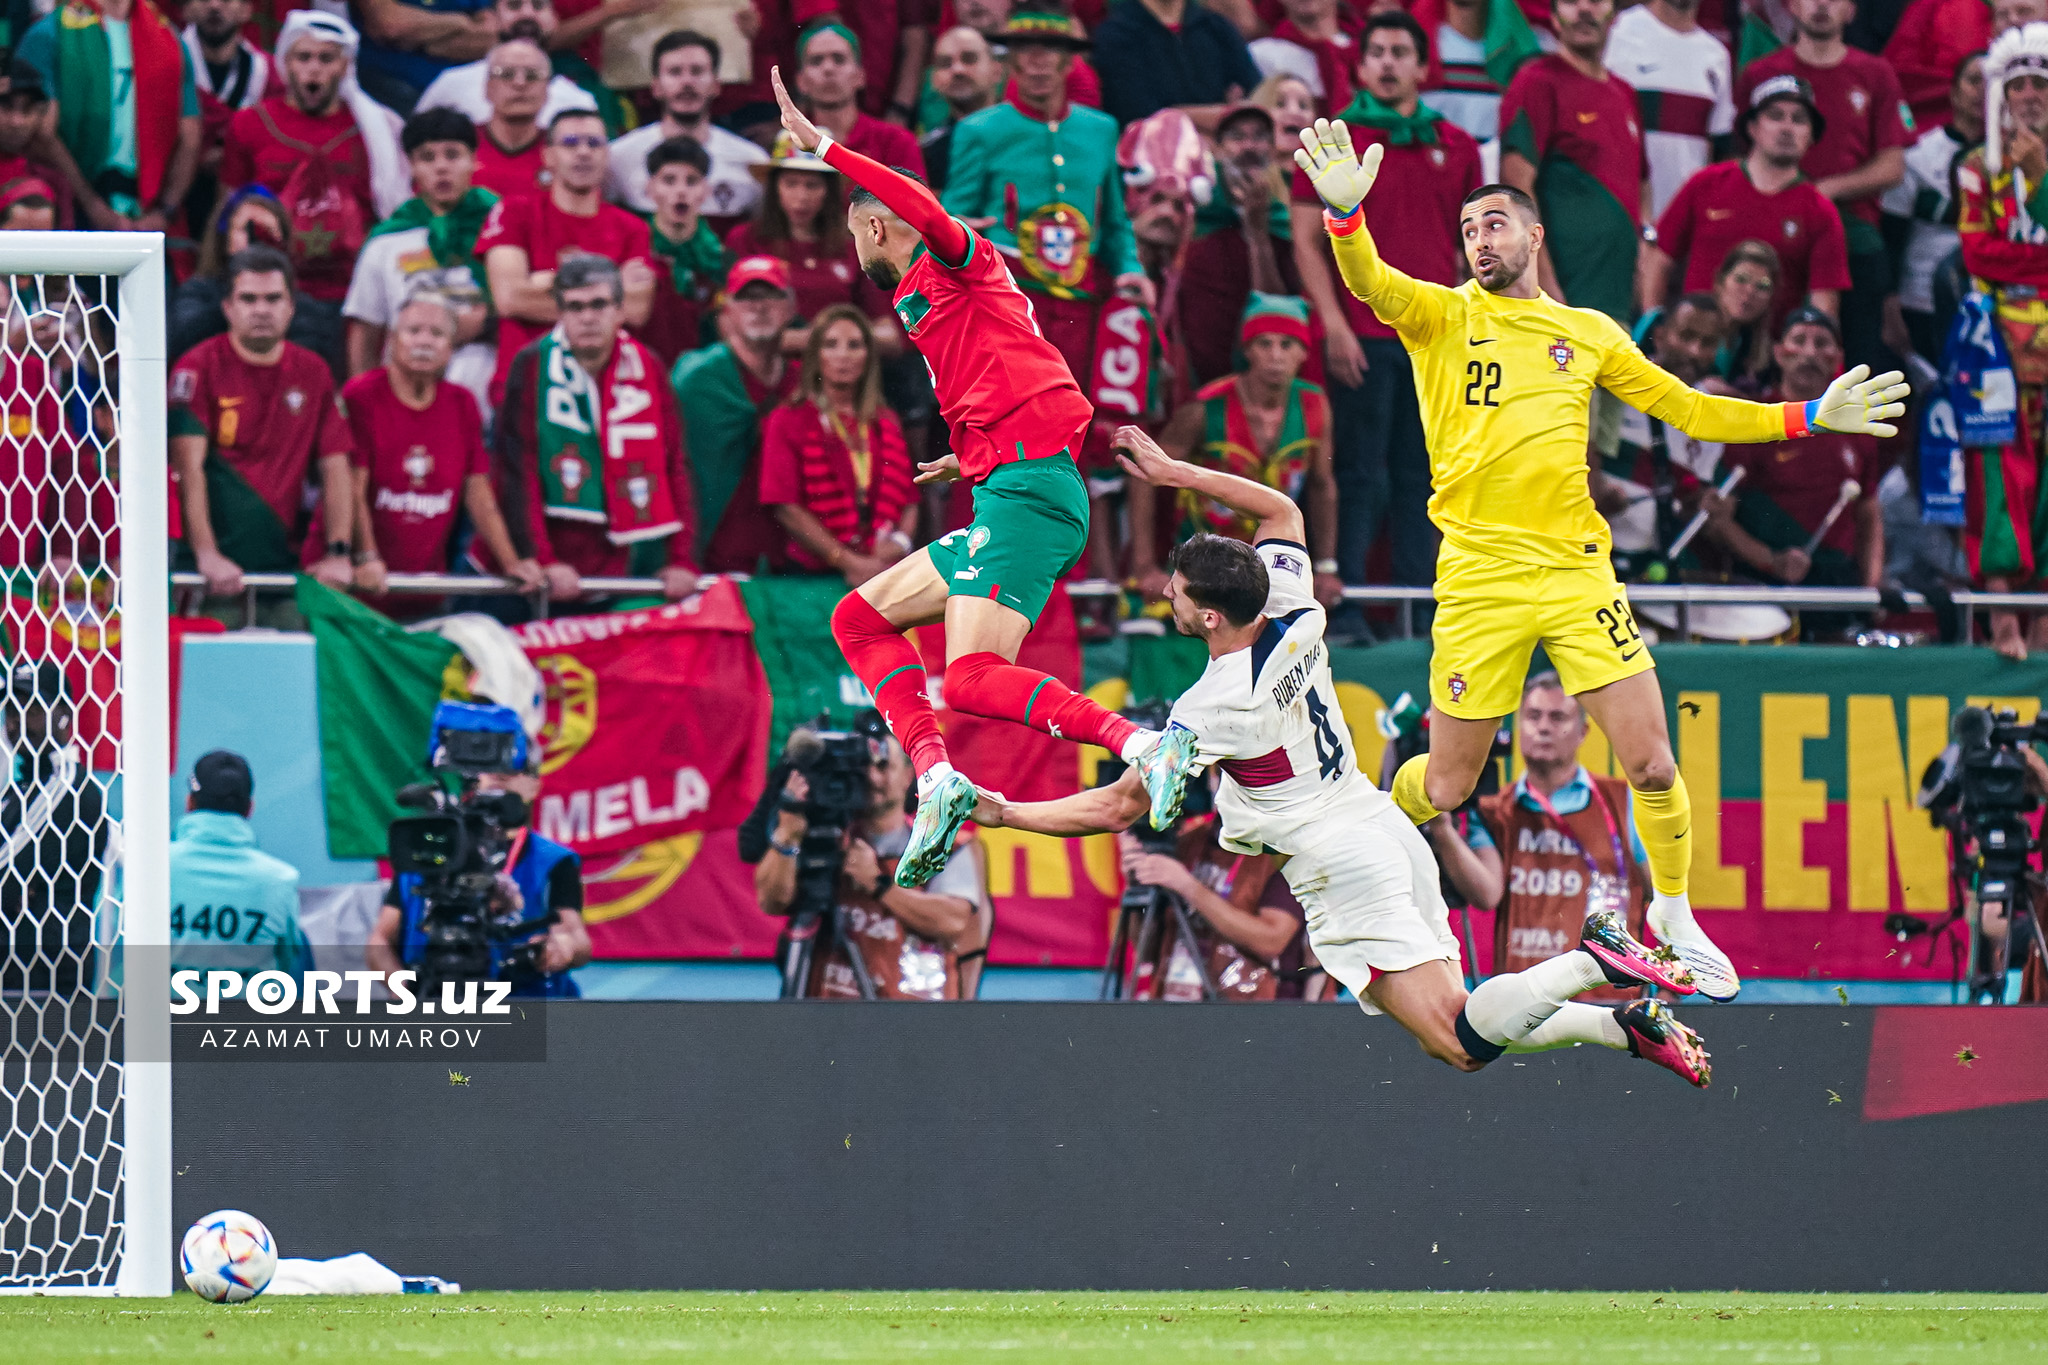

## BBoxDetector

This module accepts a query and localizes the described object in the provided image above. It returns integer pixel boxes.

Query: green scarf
[668,343,761,559]
[649,217,728,295]
[535,328,685,566]
[1335,91,1444,147]
[368,186,500,298]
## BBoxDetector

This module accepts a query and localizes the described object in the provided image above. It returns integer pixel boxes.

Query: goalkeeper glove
[1292,118,1384,217]
[1802,364,1911,438]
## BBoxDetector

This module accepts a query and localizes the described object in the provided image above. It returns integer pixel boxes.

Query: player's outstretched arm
[1606,342,1911,444]
[1292,119,1428,329]
[1113,424,1306,546]
[974,768,1149,838]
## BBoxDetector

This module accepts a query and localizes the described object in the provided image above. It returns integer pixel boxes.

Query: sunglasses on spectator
[552,133,607,150]
[489,65,549,84]
[558,296,619,315]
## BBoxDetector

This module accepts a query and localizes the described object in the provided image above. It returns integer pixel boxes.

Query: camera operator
[1117,774,1317,1001]
[754,721,990,1000]
[366,705,591,997]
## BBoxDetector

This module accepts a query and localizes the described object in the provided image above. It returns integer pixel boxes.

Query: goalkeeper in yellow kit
[1294,119,1908,1002]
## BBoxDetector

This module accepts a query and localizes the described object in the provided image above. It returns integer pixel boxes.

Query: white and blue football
[180,1209,276,1302]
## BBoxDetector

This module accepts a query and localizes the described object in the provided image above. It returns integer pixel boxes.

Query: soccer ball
[180,1209,277,1302]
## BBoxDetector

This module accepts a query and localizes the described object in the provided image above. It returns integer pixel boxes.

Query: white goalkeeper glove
[1292,118,1384,217]
[1808,364,1911,438]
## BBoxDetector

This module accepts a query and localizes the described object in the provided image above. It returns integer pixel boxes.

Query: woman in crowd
[1709,239,1782,394]
[168,187,346,376]
[757,304,917,587]
[724,133,900,356]
[1251,71,1317,140]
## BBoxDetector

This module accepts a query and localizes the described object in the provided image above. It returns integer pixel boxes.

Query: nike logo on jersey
[1468,337,1495,345]
[1577,111,1600,123]
[1619,646,1642,661]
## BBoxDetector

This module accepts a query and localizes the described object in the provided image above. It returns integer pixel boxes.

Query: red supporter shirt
[218,97,374,300]
[757,401,916,568]
[1735,49,1914,227]
[475,191,654,406]
[471,126,549,200]
[168,335,352,562]
[1291,118,1482,341]
[1723,397,1880,557]
[723,221,889,323]
[341,369,489,573]
[841,113,927,180]
[1656,161,1852,332]
[1501,55,1645,224]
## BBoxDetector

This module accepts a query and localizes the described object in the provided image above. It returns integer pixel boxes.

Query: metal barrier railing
[169,571,2043,639]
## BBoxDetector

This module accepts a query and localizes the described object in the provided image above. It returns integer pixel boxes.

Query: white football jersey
[1167,540,1392,857]
[1603,5,1735,218]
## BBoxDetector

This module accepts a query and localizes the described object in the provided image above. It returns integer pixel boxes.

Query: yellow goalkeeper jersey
[1328,214,1794,570]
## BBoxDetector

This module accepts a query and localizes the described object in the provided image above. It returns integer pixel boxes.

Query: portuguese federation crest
[1017,202,1094,295]
[1548,338,1575,372]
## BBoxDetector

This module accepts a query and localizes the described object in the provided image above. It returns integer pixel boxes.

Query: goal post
[0,232,170,1295]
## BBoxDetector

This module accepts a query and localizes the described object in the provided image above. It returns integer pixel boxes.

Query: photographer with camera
[367,702,591,998]
[750,712,990,1000]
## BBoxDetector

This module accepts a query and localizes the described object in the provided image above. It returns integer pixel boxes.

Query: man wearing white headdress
[1957,20,2048,657]
[218,10,410,304]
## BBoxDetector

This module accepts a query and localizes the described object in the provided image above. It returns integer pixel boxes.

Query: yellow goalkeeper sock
[1390,754,1442,826]
[1629,773,1693,897]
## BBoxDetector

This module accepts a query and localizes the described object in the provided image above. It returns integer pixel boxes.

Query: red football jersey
[341,369,489,573]
[890,229,1095,482]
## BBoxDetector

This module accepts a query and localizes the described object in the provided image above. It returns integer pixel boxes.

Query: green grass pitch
[6,1291,2044,1363]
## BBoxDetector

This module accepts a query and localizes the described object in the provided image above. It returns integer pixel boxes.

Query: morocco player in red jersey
[771,66,1195,887]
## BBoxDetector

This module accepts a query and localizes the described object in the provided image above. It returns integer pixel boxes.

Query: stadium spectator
[0,178,55,232]
[1603,0,1735,217]
[1248,0,1364,116]
[468,36,565,199]
[344,109,499,417]
[0,661,108,996]
[1735,0,1913,373]
[170,187,347,375]
[169,750,313,980]
[759,304,918,583]
[606,30,768,225]
[756,727,989,1000]
[1292,10,1477,620]
[1116,811,1315,1001]
[0,63,72,230]
[1133,295,1340,603]
[1177,100,1303,387]
[1957,23,2048,657]
[1708,238,1783,390]
[1094,0,1264,129]
[351,0,494,115]
[413,0,597,127]
[726,136,895,350]
[1884,0,1992,131]
[931,0,1108,127]
[14,0,200,234]
[217,11,410,304]
[801,0,933,126]
[1708,307,1884,626]
[1251,68,1320,136]
[671,256,801,572]
[170,246,356,624]
[1881,52,1984,361]
[370,752,592,996]
[182,0,272,224]
[343,293,538,614]
[1595,293,1729,579]
[478,107,656,408]
[792,19,926,177]
[1412,0,1543,151]
[942,7,1147,414]
[919,25,1005,194]
[1501,0,1647,322]
[1641,76,1851,333]
[1476,674,1647,997]
[495,255,698,603]
[639,136,729,368]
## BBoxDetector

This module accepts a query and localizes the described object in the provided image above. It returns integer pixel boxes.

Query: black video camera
[387,702,550,992]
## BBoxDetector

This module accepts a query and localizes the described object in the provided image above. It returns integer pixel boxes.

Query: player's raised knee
[1624,748,1679,793]
[830,591,887,649]
[1423,765,1480,814]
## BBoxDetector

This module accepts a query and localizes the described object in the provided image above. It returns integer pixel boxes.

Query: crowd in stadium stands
[6,0,2048,652]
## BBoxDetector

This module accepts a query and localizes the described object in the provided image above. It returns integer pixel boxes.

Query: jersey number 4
[1306,690,1347,780]
[1463,360,1502,407]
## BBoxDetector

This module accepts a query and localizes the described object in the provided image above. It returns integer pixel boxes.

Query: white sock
[1649,891,1696,936]
[1507,1002,1629,1053]
[1460,950,1608,1046]
[916,761,957,798]
[1120,728,1161,764]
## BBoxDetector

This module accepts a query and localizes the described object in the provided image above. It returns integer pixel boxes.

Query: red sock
[944,651,1140,754]
[831,594,950,776]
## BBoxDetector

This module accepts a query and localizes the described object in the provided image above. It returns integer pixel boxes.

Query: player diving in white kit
[971,426,1714,1087]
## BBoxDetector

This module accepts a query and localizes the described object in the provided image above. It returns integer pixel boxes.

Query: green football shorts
[923,451,1090,624]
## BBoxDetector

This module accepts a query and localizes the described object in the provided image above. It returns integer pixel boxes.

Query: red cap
[725,254,793,297]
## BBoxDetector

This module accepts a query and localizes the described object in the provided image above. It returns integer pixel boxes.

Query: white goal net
[0,234,169,1295]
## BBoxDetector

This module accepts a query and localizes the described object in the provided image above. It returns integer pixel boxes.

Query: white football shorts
[1283,802,1461,1013]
